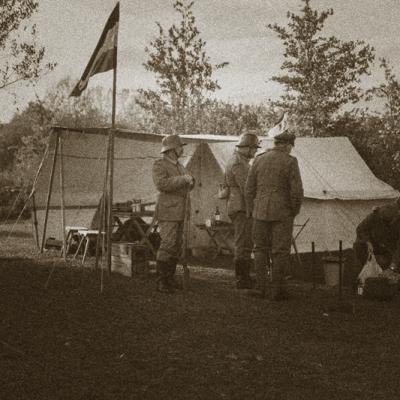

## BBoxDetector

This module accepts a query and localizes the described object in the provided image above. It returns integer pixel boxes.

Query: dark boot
[271,272,290,301]
[247,253,267,298]
[241,259,254,289]
[156,260,174,293]
[234,259,242,288]
[167,259,182,290]
[234,259,248,289]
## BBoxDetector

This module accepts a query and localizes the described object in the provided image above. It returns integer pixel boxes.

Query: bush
[0,186,31,221]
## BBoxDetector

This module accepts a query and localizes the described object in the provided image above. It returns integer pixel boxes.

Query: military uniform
[353,201,400,269]
[245,132,303,299]
[152,135,194,292]
[225,150,253,288]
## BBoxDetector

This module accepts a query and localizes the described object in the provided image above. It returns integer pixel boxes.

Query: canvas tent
[32,126,399,255]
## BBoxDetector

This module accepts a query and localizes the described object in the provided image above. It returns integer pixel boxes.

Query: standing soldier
[225,130,260,289]
[245,131,303,300]
[152,135,195,293]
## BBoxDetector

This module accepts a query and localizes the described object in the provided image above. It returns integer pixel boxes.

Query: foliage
[361,58,400,189]
[0,78,114,187]
[268,0,374,136]
[0,0,56,91]
[328,110,400,190]
[137,0,228,134]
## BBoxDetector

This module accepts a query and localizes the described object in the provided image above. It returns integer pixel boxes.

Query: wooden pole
[40,130,59,253]
[339,240,343,300]
[95,140,110,270]
[31,193,40,250]
[106,33,118,274]
[311,241,316,290]
[106,128,115,274]
[59,134,67,261]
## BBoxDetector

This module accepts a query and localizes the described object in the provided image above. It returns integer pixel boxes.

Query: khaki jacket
[152,155,192,222]
[225,151,250,216]
[245,147,303,221]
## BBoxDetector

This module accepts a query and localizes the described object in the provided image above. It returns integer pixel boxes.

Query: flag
[70,2,119,97]
[266,112,288,138]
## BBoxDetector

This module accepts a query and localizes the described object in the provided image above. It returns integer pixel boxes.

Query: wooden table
[196,221,234,257]
[73,229,105,264]
[113,203,157,257]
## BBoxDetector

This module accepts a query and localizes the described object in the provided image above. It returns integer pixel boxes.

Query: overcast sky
[1,0,400,122]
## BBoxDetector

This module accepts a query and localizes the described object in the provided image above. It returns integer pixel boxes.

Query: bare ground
[1,221,400,400]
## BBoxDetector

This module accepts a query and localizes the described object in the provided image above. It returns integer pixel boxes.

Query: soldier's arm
[356,212,376,242]
[289,158,304,216]
[152,161,189,193]
[245,159,258,217]
[232,163,248,196]
[390,239,400,268]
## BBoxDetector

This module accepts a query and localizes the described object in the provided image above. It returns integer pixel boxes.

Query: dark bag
[363,277,397,301]
[217,173,230,200]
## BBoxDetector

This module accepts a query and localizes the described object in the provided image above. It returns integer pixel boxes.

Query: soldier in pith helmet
[152,134,195,293]
[224,130,261,289]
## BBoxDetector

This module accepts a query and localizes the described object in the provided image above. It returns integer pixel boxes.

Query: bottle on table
[214,206,221,223]
[357,278,364,295]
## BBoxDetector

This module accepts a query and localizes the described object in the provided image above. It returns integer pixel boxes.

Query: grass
[1,221,400,400]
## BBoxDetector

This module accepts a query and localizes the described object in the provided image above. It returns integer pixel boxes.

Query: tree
[0,0,56,90]
[268,0,374,135]
[368,58,400,131]
[137,0,228,134]
[0,78,113,186]
[361,58,400,189]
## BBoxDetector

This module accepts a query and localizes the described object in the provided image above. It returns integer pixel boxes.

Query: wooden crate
[111,242,149,278]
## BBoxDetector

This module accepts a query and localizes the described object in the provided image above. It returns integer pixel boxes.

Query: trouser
[230,212,253,286]
[230,211,253,261]
[252,218,293,292]
[156,221,184,263]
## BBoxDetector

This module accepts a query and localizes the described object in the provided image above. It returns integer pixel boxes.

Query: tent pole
[106,128,115,275]
[95,137,111,270]
[59,134,67,261]
[31,192,40,250]
[106,39,118,274]
[40,130,59,253]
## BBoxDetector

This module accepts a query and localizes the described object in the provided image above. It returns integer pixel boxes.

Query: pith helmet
[160,135,187,153]
[236,132,261,148]
[274,131,296,146]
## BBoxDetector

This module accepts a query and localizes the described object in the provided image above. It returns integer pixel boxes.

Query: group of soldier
[152,129,304,301]
[152,127,400,300]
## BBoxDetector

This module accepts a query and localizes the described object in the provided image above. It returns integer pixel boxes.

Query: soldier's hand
[388,262,398,272]
[183,174,195,187]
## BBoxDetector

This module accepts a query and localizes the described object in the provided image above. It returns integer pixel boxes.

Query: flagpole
[69,2,119,274]
[106,18,118,274]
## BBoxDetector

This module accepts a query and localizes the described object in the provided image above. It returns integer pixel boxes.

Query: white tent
[32,127,399,254]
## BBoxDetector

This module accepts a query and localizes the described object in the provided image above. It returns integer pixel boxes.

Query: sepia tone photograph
[1,1,400,399]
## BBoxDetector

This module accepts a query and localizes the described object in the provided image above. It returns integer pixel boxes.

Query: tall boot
[271,256,290,301]
[242,259,254,289]
[167,259,182,290]
[156,260,174,293]
[234,259,246,289]
[247,253,266,298]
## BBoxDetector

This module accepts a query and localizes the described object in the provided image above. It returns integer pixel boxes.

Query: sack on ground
[358,252,383,285]
[363,277,397,301]
[380,269,400,284]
